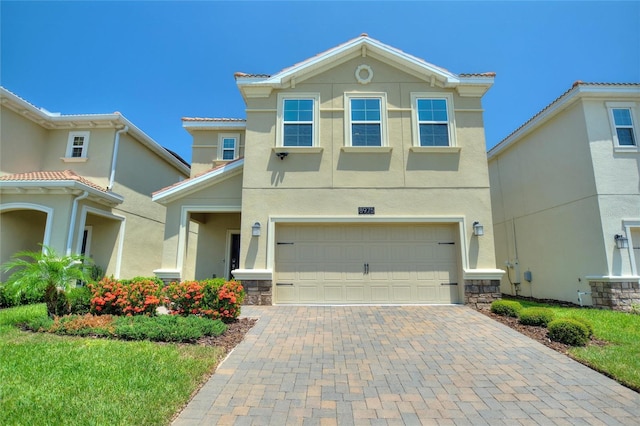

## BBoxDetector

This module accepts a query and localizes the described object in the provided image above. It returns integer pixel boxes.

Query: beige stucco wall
[159,172,243,274]
[239,56,497,275]
[190,130,246,176]
[0,107,48,174]
[489,94,640,303]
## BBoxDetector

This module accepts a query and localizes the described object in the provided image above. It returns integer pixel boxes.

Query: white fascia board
[0,180,124,205]
[231,269,273,281]
[182,121,247,131]
[463,269,505,280]
[152,159,244,203]
[585,275,640,282]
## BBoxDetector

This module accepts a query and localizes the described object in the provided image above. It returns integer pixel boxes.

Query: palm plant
[1,245,91,317]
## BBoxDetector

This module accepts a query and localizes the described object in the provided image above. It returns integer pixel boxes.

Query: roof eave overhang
[488,84,640,160]
[0,181,124,207]
[152,159,244,205]
[236,37,493,99]
[0,87,190,176]
[182,120,247,133]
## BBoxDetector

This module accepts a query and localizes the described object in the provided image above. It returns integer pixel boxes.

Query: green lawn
[512,298,640,392]
[0,304,225,425]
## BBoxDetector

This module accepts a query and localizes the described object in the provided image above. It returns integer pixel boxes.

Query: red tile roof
[0,170,107,192]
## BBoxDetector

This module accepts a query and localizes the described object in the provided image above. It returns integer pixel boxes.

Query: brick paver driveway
[174,306,640,425]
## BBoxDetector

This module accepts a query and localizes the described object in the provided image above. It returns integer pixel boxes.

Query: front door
[228,233,241,280]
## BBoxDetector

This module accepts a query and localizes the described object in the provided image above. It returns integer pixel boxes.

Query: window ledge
[60,157,88,163]
[410,146,461,153]
[273,147,324,154]
[341,146,392,153]
[614,145,639,153]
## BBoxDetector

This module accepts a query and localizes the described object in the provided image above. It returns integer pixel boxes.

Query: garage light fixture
[614,234,628,249]
[252,222,261,237]
[472,221,484,236]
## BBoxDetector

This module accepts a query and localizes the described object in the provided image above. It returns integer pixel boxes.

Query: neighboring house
[153,34,504,306]
[0,87,191,280]
[488,82,640,310]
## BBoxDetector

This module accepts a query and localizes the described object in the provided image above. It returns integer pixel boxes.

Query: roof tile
[0,170,107,192]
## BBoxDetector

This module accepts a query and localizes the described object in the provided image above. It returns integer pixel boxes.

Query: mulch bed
[196,317,256,352]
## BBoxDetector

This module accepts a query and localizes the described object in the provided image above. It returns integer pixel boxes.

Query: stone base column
[589,279,640,311]
[465,279,501,310]
[153,269,181,286]
[241,280,273,306]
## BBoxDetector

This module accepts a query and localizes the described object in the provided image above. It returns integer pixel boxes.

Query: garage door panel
[275,224,460,304]
[370,286,389,301]
[345,286,364,301]
[275,284,296,302]
[392,285,412,301]
[298,285,319,302]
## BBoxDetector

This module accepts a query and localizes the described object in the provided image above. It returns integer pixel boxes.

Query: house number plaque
[358,207,375,215]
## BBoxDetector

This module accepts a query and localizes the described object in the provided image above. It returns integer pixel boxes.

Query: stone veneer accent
[589,280,640,311]
[464,279,501,310]
[241,280,273,306]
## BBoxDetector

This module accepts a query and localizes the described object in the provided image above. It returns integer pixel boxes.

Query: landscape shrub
[113,315,226,343]
[67,286,92,315]
[566,315,594,337]
[0,282,45,308]
[518,307,555,327]
[89,277,163,316]
[164,279,245,322]
[490,299,523,318]
[46,314,115,337]
[548,318,590,346]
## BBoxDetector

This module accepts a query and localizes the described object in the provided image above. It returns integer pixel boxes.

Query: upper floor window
[65,131,90,159]
[345,93,387,147]
[411,93,455,148]
[612,108,636,146]
[277,93,320,147]
[607,102,638,150]
[218,134,239,160]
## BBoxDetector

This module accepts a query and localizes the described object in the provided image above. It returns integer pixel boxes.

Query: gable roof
[152,158,244,204]
[0,169,124,206]
[0,87,190,175]
[488,82,640,159]
[235,34,494,100]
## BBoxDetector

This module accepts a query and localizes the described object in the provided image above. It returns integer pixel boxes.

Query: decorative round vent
[355,64,373,85]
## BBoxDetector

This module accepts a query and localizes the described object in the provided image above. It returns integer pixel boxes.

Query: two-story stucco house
[0,87,191,280]
[153,35,504,306]
[488,82,640,310]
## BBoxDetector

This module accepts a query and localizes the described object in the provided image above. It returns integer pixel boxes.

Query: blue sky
[2,1,639,163]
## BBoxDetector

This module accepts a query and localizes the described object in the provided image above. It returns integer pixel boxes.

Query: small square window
[612,108,636,146]
[65,131,90,158]
[218,134,239,161]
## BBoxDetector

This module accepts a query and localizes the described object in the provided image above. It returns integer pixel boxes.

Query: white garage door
[274,224,460,304]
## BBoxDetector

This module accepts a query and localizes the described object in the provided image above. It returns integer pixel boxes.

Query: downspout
[108,126,129,190]
[66,191,89,255]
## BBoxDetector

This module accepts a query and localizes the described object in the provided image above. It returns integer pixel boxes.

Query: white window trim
[410,93,456,148]
[64,131,90,159]
[344,92,389,147]
[606,101,638,152]
[217,133,240,161]
[276,93,320,148]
